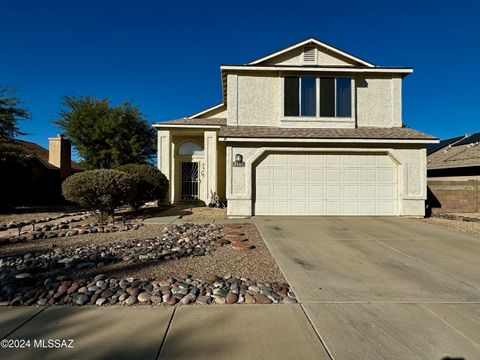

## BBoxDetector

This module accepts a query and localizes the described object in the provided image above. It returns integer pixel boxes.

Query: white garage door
[254,153,398,216]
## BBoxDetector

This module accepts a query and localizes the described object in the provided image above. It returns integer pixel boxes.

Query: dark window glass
[320,78,335,117]
[300,77,316,116]
[336,78,351,117]
[284,77,299,116]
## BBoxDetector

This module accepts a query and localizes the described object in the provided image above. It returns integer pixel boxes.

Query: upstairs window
[284,77,316,117]
[284,76,352,118]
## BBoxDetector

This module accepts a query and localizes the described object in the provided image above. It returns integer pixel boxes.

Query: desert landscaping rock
[0,273,295,306]
[0,221,293,306]
[0,223,228,277]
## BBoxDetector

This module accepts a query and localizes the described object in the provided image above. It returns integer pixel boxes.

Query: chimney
[48,133,72,179]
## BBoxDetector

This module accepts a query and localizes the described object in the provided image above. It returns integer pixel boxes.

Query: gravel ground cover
[0,222,290,306]
[420,216,480,238]
[0,206,83,224]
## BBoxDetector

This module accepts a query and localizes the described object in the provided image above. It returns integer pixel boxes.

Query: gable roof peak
[247,37,376,68]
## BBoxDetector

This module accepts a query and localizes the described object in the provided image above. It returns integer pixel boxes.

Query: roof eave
[152,123,222,129]
[220,65,413,75]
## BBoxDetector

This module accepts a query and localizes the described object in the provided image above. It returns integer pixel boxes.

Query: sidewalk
[0,305,329,360]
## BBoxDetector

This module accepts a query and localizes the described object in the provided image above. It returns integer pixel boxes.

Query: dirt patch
[181,207,227,220]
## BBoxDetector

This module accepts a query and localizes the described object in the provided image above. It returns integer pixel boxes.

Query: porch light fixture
[233,153,245,167]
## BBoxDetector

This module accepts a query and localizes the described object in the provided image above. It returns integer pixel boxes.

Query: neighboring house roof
[426,135,466,155]
[428,132,480,169]
[247,37,376,67]
[13,139,82,170]
[153,118,436,141]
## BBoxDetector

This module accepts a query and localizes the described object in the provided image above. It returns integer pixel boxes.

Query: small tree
[0,86,30,209]
[62,169,136,221]
[116,163,169,211]
[53,96,155,169]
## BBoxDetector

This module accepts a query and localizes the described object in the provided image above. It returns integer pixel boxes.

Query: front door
[181,162,199,201]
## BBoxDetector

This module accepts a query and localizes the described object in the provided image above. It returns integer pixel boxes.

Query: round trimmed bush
[116,163,169,210]
[62,169,136,216]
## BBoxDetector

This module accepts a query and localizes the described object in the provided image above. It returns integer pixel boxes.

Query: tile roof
[219,126,437,140]
[153,118,436,141]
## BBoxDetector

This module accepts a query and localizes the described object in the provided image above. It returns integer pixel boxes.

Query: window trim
[281,75,354,120]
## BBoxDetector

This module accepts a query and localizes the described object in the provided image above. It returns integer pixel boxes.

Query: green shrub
[62,169,136,217]
[116,163,169,210]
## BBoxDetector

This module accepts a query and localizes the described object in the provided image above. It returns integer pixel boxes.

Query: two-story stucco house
[154,38,438,217]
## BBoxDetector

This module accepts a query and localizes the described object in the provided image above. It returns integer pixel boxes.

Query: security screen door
[181,162,199,201]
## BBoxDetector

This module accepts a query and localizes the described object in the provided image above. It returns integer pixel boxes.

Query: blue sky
[2,0,479,151]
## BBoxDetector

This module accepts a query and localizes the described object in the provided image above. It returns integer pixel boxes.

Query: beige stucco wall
[225,142,427,217]
[227,72,280,126]
[204,106,227,119]
[263,45,357,66]
[356,75,403,127]
[226,72,403,129]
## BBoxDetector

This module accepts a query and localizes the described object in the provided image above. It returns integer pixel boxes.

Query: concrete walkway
[0,305,328,360]
[254,216,480,360]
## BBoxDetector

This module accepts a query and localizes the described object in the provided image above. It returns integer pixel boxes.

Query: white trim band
[219,137,438,144]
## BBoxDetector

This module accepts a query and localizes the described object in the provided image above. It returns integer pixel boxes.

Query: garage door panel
[292,169,307,181]
[291,154,306,165]
[361,156,377,166]
[273,169,289,181]
[326,155,342,166]
[255,201,271,214]
[309,185,325,197]
[344,185,359,197]
[291,185,307,197]
[361,185,377,198]
[326,201,342,214]
[379,201,396,214]
[344,155,361,166]
[361,169,377,182]
[379,185,395,198]
[256,184,271,197]
[344,169,360,182]
[273,154,288,165]
[379,168,395,181]
[291,201,307,213]
[309,169,325,182]
[256,168,271,181]
[326,185,341,197]
[327,170,342,182]
[344,201,360,215]
[309,154,325,165]
[255,153,398,216]
[309,202,326,213]
[273,184,289,197]
[361,201,377,213]
[273,201,289,214]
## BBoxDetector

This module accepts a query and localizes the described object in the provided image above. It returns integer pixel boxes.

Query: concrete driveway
[254,216,480,360]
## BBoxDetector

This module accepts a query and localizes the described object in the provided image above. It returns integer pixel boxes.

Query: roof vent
[303,47,316,64]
